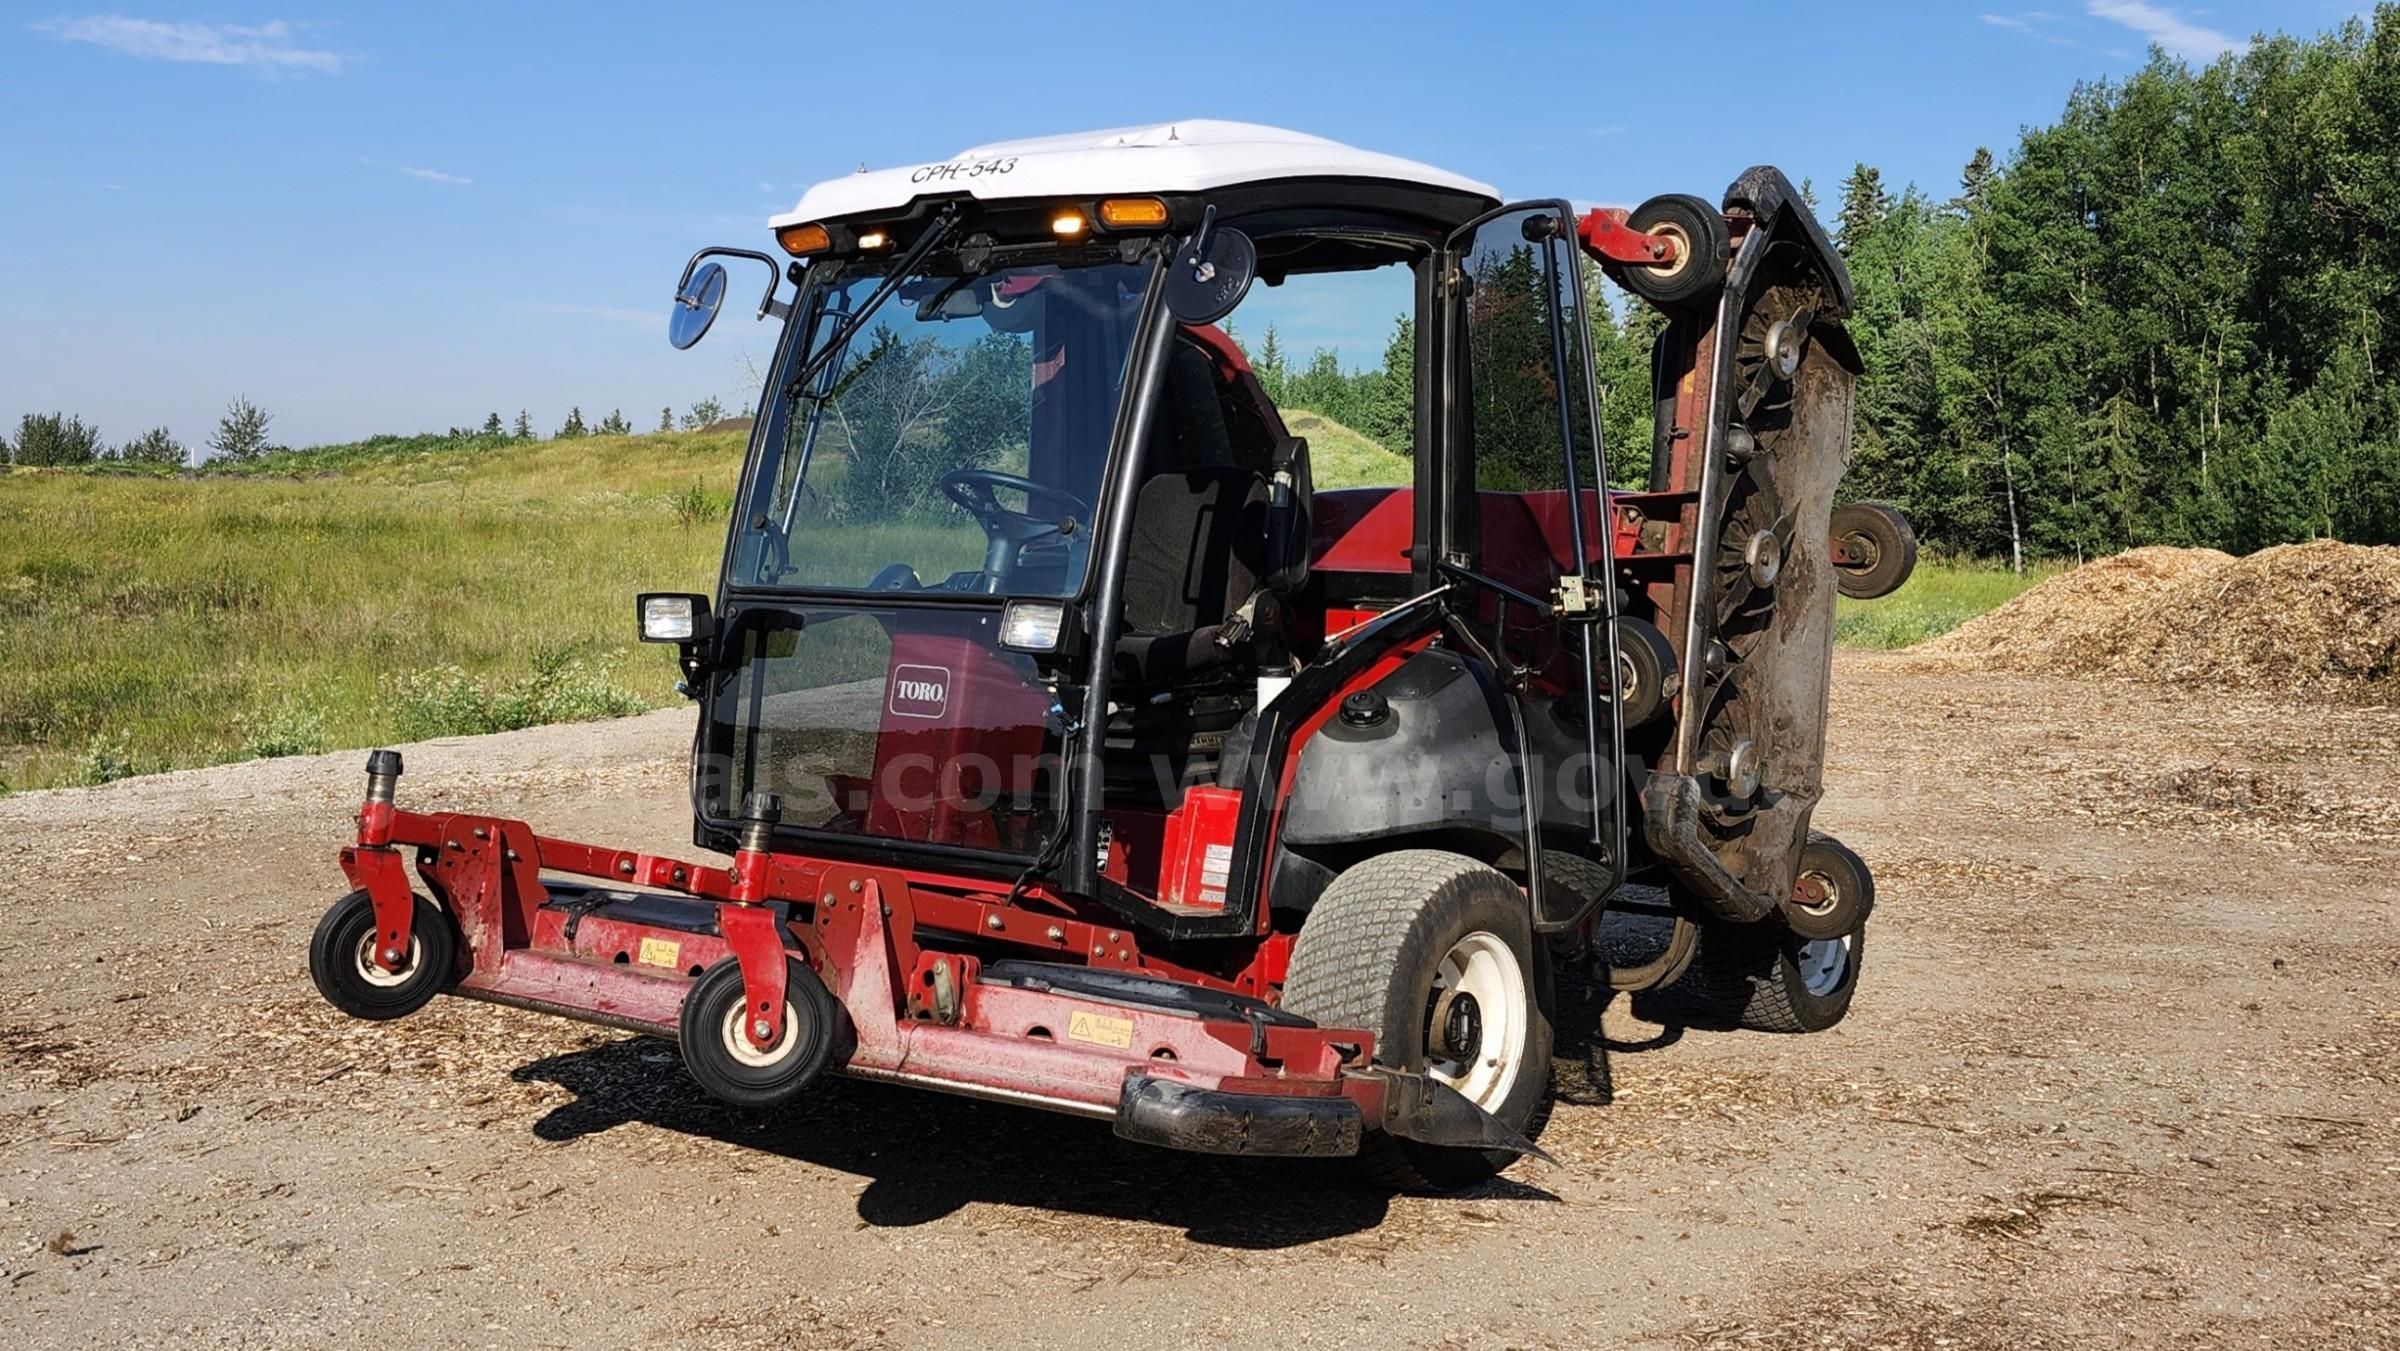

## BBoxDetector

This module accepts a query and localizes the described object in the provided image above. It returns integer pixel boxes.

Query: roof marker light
[776,223,831,257]
[1050,210,1089,239]
[855,229,891,250]
[1098,197,1169,229]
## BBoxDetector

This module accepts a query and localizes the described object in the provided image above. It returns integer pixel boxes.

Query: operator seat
[1109,338,1277,688]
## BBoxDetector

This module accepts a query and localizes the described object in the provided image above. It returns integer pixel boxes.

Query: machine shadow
[1552,911,1699,1109]
[509,1038,1551,1248]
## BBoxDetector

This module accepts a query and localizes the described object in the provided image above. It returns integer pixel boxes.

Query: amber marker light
[776,223,831,256]
[1098,197,1169,228]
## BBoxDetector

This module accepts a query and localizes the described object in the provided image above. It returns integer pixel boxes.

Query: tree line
[3,396,743,469]
[1835,8,2400,562]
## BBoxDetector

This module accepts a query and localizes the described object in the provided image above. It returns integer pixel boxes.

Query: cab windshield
[735,253,1158,596]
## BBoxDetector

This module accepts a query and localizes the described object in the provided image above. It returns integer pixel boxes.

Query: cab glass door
[1445,202,1625,924]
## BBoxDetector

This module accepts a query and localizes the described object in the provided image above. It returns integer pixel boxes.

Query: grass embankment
[0,430,747,790]
[1834,556,2054,649]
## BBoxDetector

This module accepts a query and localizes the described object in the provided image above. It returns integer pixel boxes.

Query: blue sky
[0,1,2368,451]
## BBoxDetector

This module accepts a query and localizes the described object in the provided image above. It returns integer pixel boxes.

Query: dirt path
[4,657,2394,1349]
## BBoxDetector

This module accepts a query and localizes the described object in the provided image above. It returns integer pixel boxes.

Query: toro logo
[888,664,951,719]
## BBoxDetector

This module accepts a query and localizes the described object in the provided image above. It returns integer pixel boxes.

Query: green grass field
[0,429,751,790]
[0,412,2038,792]
[1833,556,2052,649]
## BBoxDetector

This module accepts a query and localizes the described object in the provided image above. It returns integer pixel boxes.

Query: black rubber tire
[1781,834,1875,942]
[308,889,455,1021]
[1611,615,1679,728]
[1280,850,1552,1191]
[676,957,843,1109]
[1683,916,1866,1034]
[1830,501,1919,600]
[1620,194,1731,308]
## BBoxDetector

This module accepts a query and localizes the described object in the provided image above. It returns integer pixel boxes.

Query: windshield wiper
[784,208,962,397]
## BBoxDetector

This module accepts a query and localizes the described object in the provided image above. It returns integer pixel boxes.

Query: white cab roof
[770,120,1499,229]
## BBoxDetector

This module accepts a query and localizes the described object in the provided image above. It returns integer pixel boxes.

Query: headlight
[638,593,711,643]
[999,600,1067,652]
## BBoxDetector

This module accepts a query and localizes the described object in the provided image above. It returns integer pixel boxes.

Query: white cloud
[32,15,342,73]
[1981,11,2075,44]
[401,166,471,186]
[2085,1,2243,60]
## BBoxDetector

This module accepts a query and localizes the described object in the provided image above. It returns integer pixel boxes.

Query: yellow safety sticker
[1067,1010,1134,1049]
[636,937,681,969]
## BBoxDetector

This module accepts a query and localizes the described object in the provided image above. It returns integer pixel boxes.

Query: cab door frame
[1437,200,1629,931]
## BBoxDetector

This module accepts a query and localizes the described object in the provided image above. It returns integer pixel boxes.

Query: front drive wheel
[309,889,455,1021]
[1280,850,1552,1190]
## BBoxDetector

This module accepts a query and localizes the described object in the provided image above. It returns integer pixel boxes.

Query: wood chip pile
[1911,541,2400,696]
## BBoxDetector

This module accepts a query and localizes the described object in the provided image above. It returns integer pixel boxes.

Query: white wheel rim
[1793,867,1841,918]
[352,931,421,988]
[1650,221,1692,280]
[1796,934,1852,996]
[1425,931,1530,1111]
[719,1000,800,1069]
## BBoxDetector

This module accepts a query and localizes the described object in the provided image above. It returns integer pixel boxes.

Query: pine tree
[118,427,186,467]
[10,412,103,466]
[1358,315,1416,453]
[558,406,587,438]
[598,408,630,436]
[658,406,675,434]
[207,398,270,463]
[681,397,726,431]
[1254,325,1288,405]
[1835,163,1890,256]
[1956,147,1996,215]
[480,412,504,436]
[513,410,532,439]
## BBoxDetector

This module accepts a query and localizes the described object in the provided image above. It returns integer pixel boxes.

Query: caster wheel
[1620,194,1731,309]
[1830,501,1918,599]
[1781,833,1874,941]
[677,957,844,1109]
[1611,615,1679,728]
[309,889,454,1021]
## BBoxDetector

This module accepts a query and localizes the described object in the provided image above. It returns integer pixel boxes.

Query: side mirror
[668,262,728,350]
[667,247,789,351]
[638,592,714,644]
[1163,206,1256,324]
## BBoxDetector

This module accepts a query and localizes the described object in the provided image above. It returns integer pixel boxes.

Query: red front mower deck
[324,753,1507,1160]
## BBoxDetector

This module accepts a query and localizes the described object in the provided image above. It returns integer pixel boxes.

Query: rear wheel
[1280,850,1552,1190]
[309,889,454,1021]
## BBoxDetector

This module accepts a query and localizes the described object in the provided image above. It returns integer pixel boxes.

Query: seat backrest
[1122,467,1268,637]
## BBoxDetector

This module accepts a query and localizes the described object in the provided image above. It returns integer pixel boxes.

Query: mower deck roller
[312,122,1900,1187]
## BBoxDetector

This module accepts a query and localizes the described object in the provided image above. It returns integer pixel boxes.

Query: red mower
[312,122,1913,1189]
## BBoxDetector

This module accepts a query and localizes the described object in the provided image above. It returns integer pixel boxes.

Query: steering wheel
[938,469,1093,588]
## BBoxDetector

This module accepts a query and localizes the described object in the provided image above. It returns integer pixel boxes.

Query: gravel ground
[3,654,2394,1348]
